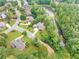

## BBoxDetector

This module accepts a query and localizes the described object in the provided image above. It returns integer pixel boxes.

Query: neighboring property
[25,16,34,23]
[0,22,6,29]
[0,12,6,19]
[11,38,25,50]
[33,22,45,30]
[23,1,32,16]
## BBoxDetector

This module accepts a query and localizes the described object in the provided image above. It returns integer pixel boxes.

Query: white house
[33,22,45,30]
[0,12,6,19]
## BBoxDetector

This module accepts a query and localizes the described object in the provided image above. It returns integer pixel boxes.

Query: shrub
[20,15,26,20]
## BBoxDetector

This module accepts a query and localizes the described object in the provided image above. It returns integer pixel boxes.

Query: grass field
[6,30,21,48]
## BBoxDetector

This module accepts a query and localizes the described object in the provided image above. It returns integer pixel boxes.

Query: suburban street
[4,8,21,34]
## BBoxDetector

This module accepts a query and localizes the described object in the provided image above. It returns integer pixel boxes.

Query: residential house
[33,22,45,30]
[23,1,32,16]
[0,22,6,29]
[25,16,34,23]
[0,12,6,19]
[11,38,25,50]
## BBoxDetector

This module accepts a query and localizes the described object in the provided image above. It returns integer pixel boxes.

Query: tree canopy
[0,0,6,7]
[20,15,26,20]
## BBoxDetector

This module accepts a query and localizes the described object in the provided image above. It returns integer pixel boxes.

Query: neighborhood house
[0,22,6,29]
[33,22,45,30]
[11,38,25,50]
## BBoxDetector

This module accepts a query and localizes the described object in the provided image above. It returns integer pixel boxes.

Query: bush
[20,15,26,20]
[31,39,41,47]
[22,31,27,36]
[0,33,7,47]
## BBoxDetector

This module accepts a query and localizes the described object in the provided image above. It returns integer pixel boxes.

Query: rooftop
[11,38,25,50]
[33,22,45,30]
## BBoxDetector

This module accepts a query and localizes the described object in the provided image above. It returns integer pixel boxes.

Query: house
[11,38,25,50]
[33,22,45,30]
[23,1,32,16]
[0,22,6,29]
[25,16,34,23]
[0,12,6,19]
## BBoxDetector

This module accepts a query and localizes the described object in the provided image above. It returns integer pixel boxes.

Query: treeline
[51,3,79,59]
[27,0,51,4]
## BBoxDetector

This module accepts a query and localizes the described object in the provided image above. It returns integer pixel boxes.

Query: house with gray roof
[0,22,6,29]
[11,38,25,50]
[0,12,6,19]
[23,1,32,16]
[33,22,45,30]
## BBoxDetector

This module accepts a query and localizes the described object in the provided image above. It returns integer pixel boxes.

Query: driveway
[4,8,21,34]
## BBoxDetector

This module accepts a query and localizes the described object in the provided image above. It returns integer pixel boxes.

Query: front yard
[6,30,21,48]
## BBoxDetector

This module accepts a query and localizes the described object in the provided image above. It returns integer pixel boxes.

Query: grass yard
[6,30,21,48]
[19,25,27,29]
[9,19,16,26]
[23,36,32,43]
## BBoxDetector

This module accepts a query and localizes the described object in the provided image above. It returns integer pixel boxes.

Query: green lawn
[23,36,32,42]
[6,30,21,48]
[19,25,27,29]
[9,19,16,26]
[0,27,7,33]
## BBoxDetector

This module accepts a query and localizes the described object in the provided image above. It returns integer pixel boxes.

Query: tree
[31,4,45,18]
[53,3,79,58]
[64,0,76,3]
[35,15,46,23]
[22,31,27,36]
[20,15,26,20]
[31,39,41,47]
[11,1,18,7]
[28,0,51,4]
[0,33,7,47]
[0,0,6,6]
